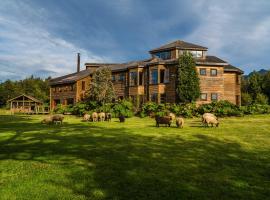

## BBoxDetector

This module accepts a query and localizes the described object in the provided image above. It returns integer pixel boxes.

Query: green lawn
[0,112,270,200]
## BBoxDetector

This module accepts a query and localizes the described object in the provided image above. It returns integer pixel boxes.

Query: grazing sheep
[202,113,217,124]
[155,116,172,127]
[105,113,112,122]
[119,115,125,123]
[92,112,98,122]
[41,116,53,124]
[51,114,64,125]
[83,114,91,121]
[168,113,176,121]
[176,117,184,128]
[204,116,219,127]
[98,112,106,122]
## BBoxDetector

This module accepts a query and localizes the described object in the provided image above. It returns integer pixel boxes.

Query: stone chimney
[77,53,80,72]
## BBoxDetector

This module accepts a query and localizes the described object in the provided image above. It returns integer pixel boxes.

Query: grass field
[0,112,270,200]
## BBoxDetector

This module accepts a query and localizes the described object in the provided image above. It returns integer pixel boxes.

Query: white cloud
[0,0,110,81]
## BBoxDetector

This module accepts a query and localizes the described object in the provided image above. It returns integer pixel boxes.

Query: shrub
[54,104,65,114]
[241,93,253,106]
[112,99,134,118]
[72,102,88,116]
[254,93,268,105]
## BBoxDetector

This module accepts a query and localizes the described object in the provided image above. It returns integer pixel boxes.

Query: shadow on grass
[0,115,269,199]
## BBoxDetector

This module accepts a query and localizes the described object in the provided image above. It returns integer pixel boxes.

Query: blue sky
[0,0,270,81]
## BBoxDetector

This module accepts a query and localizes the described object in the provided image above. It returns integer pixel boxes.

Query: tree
[262,71,270,103]
[241,92,253,106]
[254,93,268,105]
[176,51,200,103]
[248,71,262,99]
[87,67,115,104]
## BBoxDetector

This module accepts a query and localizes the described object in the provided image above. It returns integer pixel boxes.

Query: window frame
[210,69,218,76]
[81,81,86,91]
[129,71,137,86]
[139,71,143,86]
[211,93,218,101]
[199,68,207,76]
[200,93,207,101]
[150,69,158,84]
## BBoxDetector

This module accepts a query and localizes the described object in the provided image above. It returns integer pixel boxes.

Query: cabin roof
[49,69,94,85]
[224,65,244,74]
[7,94,43,103]
[149,40,208,53]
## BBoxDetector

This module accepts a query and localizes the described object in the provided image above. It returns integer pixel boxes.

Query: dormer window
[154,51,171,60]
[190,50,203,58]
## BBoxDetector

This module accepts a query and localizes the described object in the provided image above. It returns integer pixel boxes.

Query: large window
[160,69,165,83]
[154,51,171,60]
[130,72,137,86]
[111,75,116,82]
[119,73,125,82]
[151,69,158,84]
[191,50,203,58]
[139,71,143,85]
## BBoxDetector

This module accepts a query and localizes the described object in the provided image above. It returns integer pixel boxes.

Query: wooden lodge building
[49,40,243,109]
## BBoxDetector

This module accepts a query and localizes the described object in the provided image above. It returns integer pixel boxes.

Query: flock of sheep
[155,112,219,128]
[41,112,219,128]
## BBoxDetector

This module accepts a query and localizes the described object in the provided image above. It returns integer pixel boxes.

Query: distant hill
[244,69,269,78]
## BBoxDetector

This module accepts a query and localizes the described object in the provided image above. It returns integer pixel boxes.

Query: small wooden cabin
[7,94,48,114]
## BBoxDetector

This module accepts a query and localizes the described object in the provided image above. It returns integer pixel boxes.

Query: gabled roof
[49,69,94,85]
[149,40,208,53]
[7,94,43,103]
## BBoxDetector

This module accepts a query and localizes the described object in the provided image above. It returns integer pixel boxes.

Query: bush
[254,93,268,105]
[112,99,134,118]
[241,93,253,106]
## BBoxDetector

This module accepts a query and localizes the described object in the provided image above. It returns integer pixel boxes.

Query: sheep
[92,112,98,122]
[105,113,112,122]
[202,113,217,125]
[155,116,172,127]
[119,115,125,123]
[83,114,91,122]
[41,116,53,124]
[176,117,184,128]
[51,114,64,125]
[204,115,219,127]
[168,113,176,122]
[98,112,106,122]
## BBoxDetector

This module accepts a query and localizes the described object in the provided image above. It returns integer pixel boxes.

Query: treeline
[241,70,270,105]
[0,76,50,107]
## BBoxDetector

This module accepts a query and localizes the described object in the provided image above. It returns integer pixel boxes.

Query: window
[119,73,125,82]
[200,93,207,101]
[160,93,166,104]
[151,69,158,84]
[54,99,60,106]
[200,68,207,76]
[164,69,170,83]
[82,81,85,91]
[191,51,203,58]
[154,51,171,60]
[139,71,143,86]
[67,98,74,105]
[211,93,218,101]
[210,69,217,76]
[130,71,137,86]
[151,93,158,103]
[112,75,116,82]
[160,69,165,83]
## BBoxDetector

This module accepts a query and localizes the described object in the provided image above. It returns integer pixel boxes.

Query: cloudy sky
[0,0,270,81]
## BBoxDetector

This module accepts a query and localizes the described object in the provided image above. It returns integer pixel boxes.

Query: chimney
[77,53,80,72]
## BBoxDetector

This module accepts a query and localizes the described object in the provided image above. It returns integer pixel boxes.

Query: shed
[7,94,47,114]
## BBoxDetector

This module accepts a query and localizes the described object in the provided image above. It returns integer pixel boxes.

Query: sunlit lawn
[0,111,270,199]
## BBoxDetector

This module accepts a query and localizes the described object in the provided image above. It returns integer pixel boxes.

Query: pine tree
[176,52,200,103]
[88,67,115,104]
